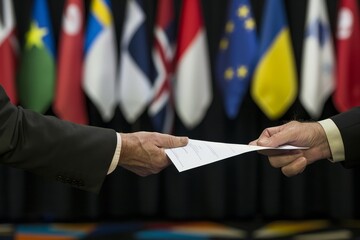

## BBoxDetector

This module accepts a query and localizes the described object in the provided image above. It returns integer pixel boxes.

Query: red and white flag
[54,0,88,124]
[148,0,175,133]
[334,0,360,112]
[174,0,212,129]
[0,0,18,104]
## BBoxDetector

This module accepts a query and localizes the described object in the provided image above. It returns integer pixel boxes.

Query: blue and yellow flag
[216,0,258,119]
[251,0,297,120]
[18,0,56,113]
[82,0,117,122]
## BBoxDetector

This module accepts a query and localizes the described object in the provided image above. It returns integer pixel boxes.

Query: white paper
[165,139,307,172]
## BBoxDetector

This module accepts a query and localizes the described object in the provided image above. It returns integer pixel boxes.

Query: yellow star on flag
[225,21,234,33]
[225,67,234,80]
[237,66,248,78]
[238,5,249,18]
[245,18,256,30]
[219,38,229,50]
[26,21,48,49]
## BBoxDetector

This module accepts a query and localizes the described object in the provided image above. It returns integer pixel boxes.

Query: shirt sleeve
[318,119,345,162]
[107,132,121,174]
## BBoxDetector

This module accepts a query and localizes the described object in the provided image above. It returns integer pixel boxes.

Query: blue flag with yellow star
[18,0,55,113]
[216,0,258,119]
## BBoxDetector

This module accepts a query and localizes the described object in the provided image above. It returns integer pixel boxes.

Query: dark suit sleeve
[0,87,117,193]
[330,107,360,168]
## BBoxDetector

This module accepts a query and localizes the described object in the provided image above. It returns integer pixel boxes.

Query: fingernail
[180,137,189,144]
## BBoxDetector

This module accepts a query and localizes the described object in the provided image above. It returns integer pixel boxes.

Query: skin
[250,121,332,177]
[119,132,188,176]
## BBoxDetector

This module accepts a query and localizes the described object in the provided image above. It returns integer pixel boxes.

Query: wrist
[313,122,332,160]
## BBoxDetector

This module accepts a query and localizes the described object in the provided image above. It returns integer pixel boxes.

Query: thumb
[258,128,292,147]
[161,135,189,148]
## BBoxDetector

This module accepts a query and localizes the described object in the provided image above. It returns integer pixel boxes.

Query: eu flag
[216,0,258,119]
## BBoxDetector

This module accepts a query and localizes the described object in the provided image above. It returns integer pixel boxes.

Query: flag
[148,0,175,133]
[300,0,335,119]
[54,0,88,124]
[251,0,297,120]
[334,0,360,112]
[216,0,258,119]
[0,0,18,104]
[174,0,212,129]
[18,0,56,113]
[118,0,155,123]
[83,0,117,122]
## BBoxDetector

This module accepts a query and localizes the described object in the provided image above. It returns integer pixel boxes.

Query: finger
[156,149,171,168]
[258,123,297,148]
[155,134,189,148]
[259,149,301,157]
[281,157,307,177]
[249,139,258,145]
[256,126,284,147]
[268,151,303,168]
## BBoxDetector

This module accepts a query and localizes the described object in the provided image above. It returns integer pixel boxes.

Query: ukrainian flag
[251,0,297,120]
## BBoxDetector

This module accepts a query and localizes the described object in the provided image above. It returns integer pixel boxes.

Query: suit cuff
[107,132,121,174]
[318,119,345,162]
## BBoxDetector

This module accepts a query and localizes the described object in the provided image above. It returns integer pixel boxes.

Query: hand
[118,132,188,176]
[249,121,331,177]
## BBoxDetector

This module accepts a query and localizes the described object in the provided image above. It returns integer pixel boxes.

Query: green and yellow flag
[18,0,55,113]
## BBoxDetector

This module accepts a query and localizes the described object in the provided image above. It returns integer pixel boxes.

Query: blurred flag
[216,0,258,119]
[334,0,360,112]
[83,0,117,122]
[18,0,55,113]
[251,0,297,120]
[300,0,335,119]
[148,0,175,133]
[54,0,88,124]
[0,0,18,104]
[174,0,212,129]
[118,0,155,123]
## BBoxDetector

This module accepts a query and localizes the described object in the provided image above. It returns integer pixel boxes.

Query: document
[165,139,307,172]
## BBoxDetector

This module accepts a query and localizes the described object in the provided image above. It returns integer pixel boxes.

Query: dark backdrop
[1,0,358,222]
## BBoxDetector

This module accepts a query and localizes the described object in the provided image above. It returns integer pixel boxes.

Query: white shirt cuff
[107,132,121,174]
[318,119,345,162]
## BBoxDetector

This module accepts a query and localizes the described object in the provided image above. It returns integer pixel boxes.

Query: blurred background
[1,0,360,229]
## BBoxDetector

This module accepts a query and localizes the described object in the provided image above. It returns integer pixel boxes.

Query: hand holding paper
[165,139,307,172]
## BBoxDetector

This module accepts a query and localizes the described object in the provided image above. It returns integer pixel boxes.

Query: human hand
[118,132,188,176]
[249,121,331,177]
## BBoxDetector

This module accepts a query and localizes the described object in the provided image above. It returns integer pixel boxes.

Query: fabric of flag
[333,0,360,112]
[54,0,88,124]
[18,0,55,113]
[216,0,258,119]
[0,0,18,104]
[300,0,335,119]
[174,0,212,129]
[251,0,297,120]
[83,0,117,122]
[148,0,175,133]
[118,0,156,124]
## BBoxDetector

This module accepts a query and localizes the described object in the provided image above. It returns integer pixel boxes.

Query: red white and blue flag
[148,0,175,133]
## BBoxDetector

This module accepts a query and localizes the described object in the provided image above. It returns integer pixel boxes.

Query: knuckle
[269,158,281,168]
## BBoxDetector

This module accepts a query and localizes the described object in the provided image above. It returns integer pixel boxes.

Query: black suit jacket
[0,86,117,193]
[331,107,360,168]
